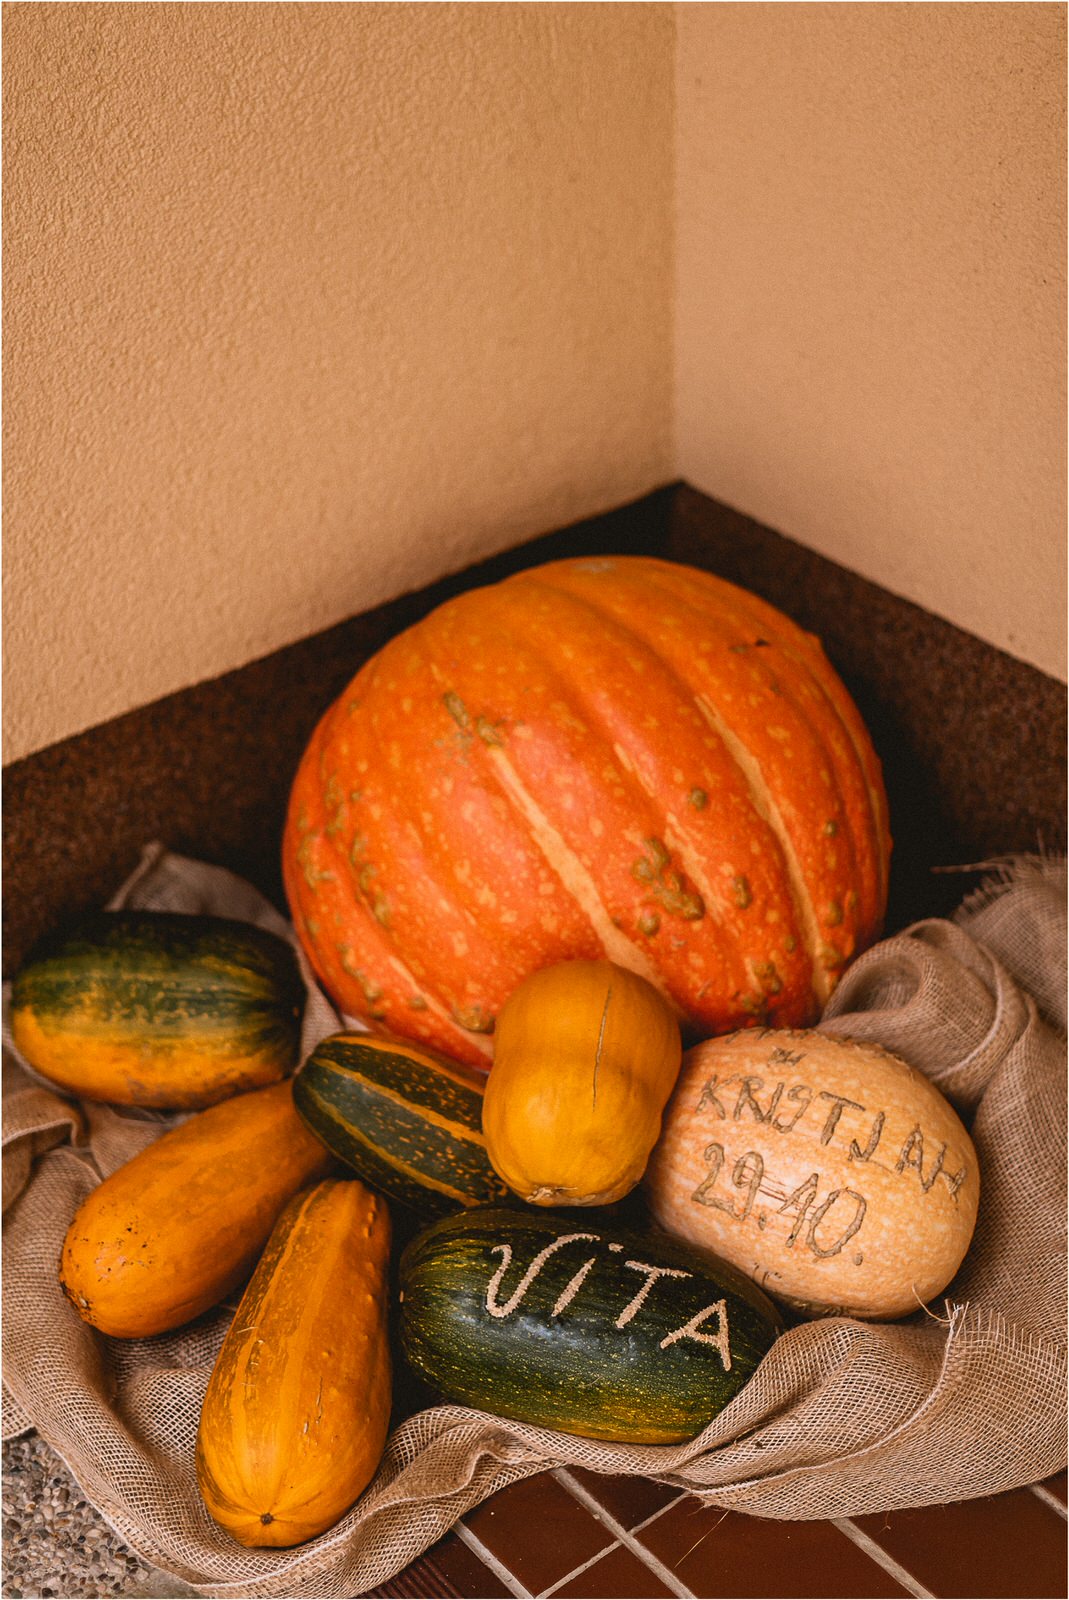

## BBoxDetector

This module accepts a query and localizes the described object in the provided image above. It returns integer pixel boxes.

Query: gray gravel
[2,1433,197,1599]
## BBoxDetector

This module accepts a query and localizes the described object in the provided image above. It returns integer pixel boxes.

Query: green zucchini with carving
[398,1206,782,1443]
[292,1033,510,1217]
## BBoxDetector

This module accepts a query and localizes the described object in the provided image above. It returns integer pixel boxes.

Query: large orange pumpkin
[283,556,890,1068]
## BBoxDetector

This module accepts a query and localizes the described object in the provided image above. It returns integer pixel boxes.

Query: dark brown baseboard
[4,483,1064,971]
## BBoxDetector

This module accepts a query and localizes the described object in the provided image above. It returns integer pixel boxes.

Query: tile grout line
[832,1518,936,1599]
[1030,1483,1068,1519]
[454,1522,534,1599]
[455,1479,1065,1599]
[629,1495,694,1539]
[553,1469,696,1599]
[539,1538,624,1598]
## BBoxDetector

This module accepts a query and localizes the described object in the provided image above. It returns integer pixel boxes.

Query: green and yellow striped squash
[11,910,305,1109]
[398,1205,783,1443]
[292,1033,509,1217]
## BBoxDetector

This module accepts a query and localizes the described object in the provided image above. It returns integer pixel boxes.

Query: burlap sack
[3,845,1066,1597]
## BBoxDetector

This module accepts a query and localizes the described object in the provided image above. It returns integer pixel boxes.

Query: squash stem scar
[592,984,612,1110]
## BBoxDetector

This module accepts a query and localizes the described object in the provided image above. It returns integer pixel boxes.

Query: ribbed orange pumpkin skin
[283,557,890,1068]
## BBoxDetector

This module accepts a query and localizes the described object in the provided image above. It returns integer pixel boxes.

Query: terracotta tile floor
[368,1470,1069,1599]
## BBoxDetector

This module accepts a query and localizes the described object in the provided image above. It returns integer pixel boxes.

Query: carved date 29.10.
[691,1141,868,1263]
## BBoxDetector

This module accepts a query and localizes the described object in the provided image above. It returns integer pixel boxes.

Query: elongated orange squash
[283,556,891,1068]
[196,1178,392,1548]
[59,1081,334,1337]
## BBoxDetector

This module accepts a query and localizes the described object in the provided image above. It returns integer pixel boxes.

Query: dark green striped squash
[398,1205,782,1443]
[292,1033,510,1216]
[11,910,304,1109]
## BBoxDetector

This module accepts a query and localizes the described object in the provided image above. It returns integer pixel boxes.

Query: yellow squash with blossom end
[196,1178,392,1548]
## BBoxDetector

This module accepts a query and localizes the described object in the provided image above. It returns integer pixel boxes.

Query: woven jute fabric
[3,845,1066,1597]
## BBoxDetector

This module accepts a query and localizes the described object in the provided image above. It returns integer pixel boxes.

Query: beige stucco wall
[676,2,1067,681]
[6,4,1066,763]
[3,2,675,762]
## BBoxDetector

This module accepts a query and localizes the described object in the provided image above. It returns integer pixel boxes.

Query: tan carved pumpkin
[645,1029,980,1320]
[283,556,890,1067]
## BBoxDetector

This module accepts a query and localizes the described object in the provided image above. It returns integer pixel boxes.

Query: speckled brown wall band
[4,485,1065,973]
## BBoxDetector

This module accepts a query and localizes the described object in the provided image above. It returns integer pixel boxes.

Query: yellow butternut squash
[196,1178,392,1548]
[482,959,682,1206]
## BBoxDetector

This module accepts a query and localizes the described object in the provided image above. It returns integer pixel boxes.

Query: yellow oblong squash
[196,1178,392,1548]
[482,959,682,1206]
[59,1081,334,1338]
